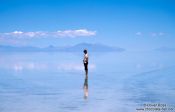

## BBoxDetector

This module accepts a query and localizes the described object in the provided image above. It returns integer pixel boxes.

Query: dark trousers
[84,62,88,70]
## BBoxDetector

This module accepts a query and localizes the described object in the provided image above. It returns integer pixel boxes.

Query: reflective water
[0,51,175,112]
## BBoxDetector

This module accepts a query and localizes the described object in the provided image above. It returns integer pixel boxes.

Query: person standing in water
[83,49,88,77]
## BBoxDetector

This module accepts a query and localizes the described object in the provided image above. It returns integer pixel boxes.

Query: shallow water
[0,51,175,112]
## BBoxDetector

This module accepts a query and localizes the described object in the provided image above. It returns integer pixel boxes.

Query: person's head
[84,49,87,54]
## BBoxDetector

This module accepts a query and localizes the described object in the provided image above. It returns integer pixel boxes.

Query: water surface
[0,51,175,112]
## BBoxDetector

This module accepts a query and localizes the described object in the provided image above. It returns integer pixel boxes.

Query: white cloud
[13,31,23,34]
[135,32,165,37]
[56,29,96,38]
[158,32,165,36]
[3,31,47,38]
[0,29,96,38]
[151,32,157,37]
[150,32,165,37]
[136,32,142,36]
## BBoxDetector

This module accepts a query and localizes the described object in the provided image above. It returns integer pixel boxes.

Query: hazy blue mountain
[0,43,125,52]
[0,45,41,52]
[155,46,175,52]
[62,43,125,52]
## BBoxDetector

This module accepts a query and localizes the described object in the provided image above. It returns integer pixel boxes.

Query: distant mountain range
[155,46,175,52]
[0,43,125,52]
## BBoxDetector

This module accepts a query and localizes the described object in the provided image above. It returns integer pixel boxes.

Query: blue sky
[0,0,175,50]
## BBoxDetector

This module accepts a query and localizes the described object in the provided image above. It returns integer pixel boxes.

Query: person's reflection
[83,49,88,99]
[83,75,88,99]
